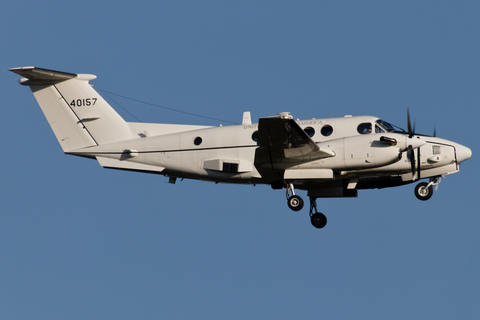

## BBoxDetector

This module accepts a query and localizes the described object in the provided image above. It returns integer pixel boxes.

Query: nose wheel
[414,176,441,201]
[414,182,433,200]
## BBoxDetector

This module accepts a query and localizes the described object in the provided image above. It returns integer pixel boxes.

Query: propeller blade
[407,109,413,138]
[433,127,436,137]
[407,145,416,178]
[417,146,421,180]
[406,109,422,180]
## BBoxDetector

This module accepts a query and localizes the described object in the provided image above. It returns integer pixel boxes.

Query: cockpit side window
[375,125,385,133]
[357,123,372,134]
[376,119,405,133]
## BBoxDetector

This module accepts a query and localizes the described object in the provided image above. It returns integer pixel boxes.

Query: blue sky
[1,1,479,319]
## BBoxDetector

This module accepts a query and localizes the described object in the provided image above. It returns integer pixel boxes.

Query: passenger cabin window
[357,123,372,134]
[321,125,333,137]
[194,137,203,145]
[251,131,258,142]
[304,127,315,137]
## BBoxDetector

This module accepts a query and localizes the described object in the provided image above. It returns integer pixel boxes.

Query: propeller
[417,146,421,180]
[407,109,415,138]
[407,145,416,177]
[406,109,421,180]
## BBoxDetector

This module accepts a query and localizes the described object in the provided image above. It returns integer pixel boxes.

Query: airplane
[10,66,472,229]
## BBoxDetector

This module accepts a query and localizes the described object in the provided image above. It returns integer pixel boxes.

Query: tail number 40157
[70,98,97,107]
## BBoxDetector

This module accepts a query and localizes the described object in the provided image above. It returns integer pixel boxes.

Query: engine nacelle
[342,134,402,170]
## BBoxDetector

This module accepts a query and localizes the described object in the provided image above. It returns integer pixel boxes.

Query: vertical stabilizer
[10,67,132,152]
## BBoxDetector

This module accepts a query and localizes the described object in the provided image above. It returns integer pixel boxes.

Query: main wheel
[287,195,304,211]
[311,212,327,229]
[415,182,433,201]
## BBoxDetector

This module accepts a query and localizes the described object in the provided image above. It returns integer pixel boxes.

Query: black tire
[311,212,327,229]
[287,195,304,211]
[415,182,433,201]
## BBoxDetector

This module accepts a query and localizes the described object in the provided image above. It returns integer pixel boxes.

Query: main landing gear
[309,196,327,229]
[414,176,442,201]
[286,183,327,229]
[286,183,304,211]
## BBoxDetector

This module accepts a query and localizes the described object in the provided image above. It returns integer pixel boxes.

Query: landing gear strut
[309,196,327,229]
[286,183,304,211]
[286,183,327,228]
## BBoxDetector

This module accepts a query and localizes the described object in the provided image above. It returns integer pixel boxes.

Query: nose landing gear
[414,182,433,200]
[414,176,442,201]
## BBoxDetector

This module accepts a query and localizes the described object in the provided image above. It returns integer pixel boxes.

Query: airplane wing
[254,117,335,180]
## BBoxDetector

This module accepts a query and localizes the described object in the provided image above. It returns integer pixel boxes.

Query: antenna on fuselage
[242,111,252,125]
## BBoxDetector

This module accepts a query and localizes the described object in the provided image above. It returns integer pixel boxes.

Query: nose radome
[456,144,472,163]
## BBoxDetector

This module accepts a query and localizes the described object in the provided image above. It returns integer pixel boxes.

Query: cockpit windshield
[376,119,406,133]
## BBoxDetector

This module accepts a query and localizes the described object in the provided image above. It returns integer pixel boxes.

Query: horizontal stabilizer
[10,66,77,84]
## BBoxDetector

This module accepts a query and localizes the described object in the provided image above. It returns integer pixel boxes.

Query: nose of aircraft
[456,143,472,163]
